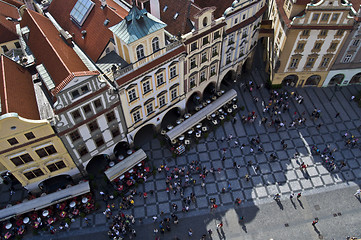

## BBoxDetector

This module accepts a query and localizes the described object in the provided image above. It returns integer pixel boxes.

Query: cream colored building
[266,0,354,87]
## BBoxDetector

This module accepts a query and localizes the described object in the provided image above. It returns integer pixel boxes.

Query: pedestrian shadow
[238,221,247,233]
[290,199,297,209]
[276,199,284,210]
[313,225,321,236]
[297,199,304,209]
[216,228,227,239]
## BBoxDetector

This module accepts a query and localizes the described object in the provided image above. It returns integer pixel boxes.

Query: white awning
[105,149,147,181]
[166,89,237,141]
[0,181,90,221]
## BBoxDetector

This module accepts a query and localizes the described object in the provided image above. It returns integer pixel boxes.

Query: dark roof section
[0,55,40,120]
[2,0,24,8]
[0,0,21,44]
[193,0,234,19]
[48,0,127,61]
[20,9,98,96]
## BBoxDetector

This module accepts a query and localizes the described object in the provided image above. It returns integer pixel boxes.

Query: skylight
[70,0,95,26]
[163,5,168,12]
[173,12,179,19]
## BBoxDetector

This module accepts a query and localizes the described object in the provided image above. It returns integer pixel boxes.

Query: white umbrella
[82,197,88,203]
[69,201,76,208]
[23,217,30,224]
[5,223,12,229]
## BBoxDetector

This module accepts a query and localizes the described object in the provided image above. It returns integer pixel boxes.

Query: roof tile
[0,0,21,44]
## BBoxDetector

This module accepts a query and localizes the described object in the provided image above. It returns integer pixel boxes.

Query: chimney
[150,0,160,19]
[100,0,107,9]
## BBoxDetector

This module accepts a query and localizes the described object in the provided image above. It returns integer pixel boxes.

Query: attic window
[70,0,95,26]
[174,12,179,19]
[104,18,110,26]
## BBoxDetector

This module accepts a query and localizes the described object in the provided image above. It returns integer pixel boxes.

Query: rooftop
[109,4,167,44]
[0,55,40,120]
[48,0,128,62]
[20,9,98,95]
[193,0,234,19]
[0,0,21,44]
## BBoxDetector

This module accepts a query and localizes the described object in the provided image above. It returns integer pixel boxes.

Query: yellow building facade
[0,113,78,192]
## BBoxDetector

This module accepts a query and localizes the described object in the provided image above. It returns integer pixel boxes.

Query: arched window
[152,37,159,52]
[136,45,145,60]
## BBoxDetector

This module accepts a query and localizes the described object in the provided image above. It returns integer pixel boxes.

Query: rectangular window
[343,54,352,63]
[212,46,218,57]
[1,45,9,53]
[25,132,35,140]
[214,31,220,40]
[352,39,360,46]
[69,130,81,142]
[143,81,151,94]
[82,104,92,114]
[201,52,207,63]
[200,71,206,82]
[336,29,344,36]
[14,42,21,48]
[190,76,196,88]
[226,52,232,64]
[170,66,177,79]
[331,13,339,21]
[10,153,34,166]
[80,85,89,94]
[159,95,166,107]
[94,136,105,147]
[88,120,99,132]
[302,29,310,36]
[321,13,330,21]
[133,111,141,123]
[305,58,315,68]
[234,18,238,24]
[35,145,57,158]
[47,160,67,172]
[312,13,319,21]
[296,43,305,50]
[24,168,44,180]
[70,85,89,99]
[106,111,116,123]
[320,57,330,67]
[210,65,216,76]
[146,103,154,115]
[290,58,299,68]
[171,88,177,100]
[190,58,196,69]
[7,138,19,146]
[313,42,323,50]
[228,34,235,45]
[77,145,88,157]
[128,89,137,102]
[191,42,197,52]
[157,73,164,86]
[71,109,82,121]
[93,99,102,109]
[329,42,338,50]
[202,36,209,45]
[110,127,120,138]
[319,30,328,36]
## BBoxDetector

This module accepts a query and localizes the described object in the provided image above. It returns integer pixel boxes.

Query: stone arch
[186,91,202,113]
[220,70,236,90]
[85,154,109,174]
[350,72,361,84]
[113,141,130,158]
[305,75,321,86]
[133,124,156,148]
[38,174,73,193]
[328,74,345,86]
[282,75,298,87]
[160,107,182,130]
[203,82,217,100]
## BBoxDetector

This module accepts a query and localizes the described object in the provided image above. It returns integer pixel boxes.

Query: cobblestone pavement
[24,45,361,239]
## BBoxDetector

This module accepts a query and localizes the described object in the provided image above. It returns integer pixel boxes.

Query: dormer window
[152,37,160,52]
[136,45,145,60]
[70,84,90,99]
[174,12,179,19]
[163,5,168,12]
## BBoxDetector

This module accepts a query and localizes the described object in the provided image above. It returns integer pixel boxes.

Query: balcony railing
[113,64,134,80]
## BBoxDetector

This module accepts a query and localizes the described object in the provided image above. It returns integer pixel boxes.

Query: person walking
[312,220,318,226]
[354,189,361,197]
[188,228,193,236]
[335,112,340,118]
[297,193,302,199]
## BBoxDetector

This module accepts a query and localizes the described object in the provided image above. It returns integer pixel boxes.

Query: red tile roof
[0,55,40,120]
[193,0,233,19]
[157,0,201,36]
[48,0,127,62]
[0,0,21,44]
[20,9,97,95]
[2,0,24,8]
[350,0,361,13]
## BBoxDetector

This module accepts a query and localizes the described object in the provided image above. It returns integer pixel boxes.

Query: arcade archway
[220,70,236,90]
[350,72,361,84]
[161,107,181,130]
[203,82,216,100]
[328,74,344,86]
[86,154,109,174]
[186,91,201,113]
[305,75,321,86]
[282,75,298,87]
[133,124,156,148]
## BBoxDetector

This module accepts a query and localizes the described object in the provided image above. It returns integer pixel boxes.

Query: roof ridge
[26,9,72,75]
[0,55,9,113]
